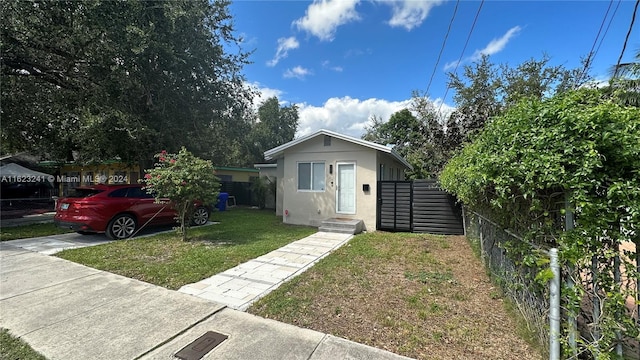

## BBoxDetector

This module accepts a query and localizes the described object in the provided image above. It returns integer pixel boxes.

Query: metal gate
[376,181,412,232]
[376,180,464,235]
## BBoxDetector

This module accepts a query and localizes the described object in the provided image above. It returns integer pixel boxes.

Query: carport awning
[0,163,54,182]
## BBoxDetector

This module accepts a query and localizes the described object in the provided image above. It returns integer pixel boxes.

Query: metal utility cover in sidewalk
[174,331,228,360]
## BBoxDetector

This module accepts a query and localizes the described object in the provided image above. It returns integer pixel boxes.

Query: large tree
[445,54,586,149]
[364,55,587,179]
[248,97,298,164]
[363,92,445,178]
[1,0,253,166]
[608,48,640,107]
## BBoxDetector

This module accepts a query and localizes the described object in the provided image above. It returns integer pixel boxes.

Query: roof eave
[263,129,413,170]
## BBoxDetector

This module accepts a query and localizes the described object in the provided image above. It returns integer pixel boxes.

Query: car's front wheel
[106,214,136,240]
[191,207,210,226]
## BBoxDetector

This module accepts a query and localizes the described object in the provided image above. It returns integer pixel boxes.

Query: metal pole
[462,205,467,236]
[614,250,623,357]
[565,193,578,356]
[550,248,561,360]
[479,217,485,261]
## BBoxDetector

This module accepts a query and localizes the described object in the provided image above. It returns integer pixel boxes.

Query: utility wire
[613,0,639,78]
[579,0,614,83]
[594,0,622,59]
[437,0,484,116]
[425,0,460,97]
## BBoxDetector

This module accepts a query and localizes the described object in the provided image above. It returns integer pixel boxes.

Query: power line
[437,0,484,116]
[594,0,622,59]
[425,0,460,97]
[579,0,615,83]
[613,0,639,78]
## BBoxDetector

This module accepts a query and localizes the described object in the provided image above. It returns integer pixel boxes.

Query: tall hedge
[441,88,640,357]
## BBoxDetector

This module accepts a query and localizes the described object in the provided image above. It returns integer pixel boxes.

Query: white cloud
[293,0,361,41]
[246,81,285,108]
[444,26,522,71]
[432,98,456,122]
[267,37,300,67]
[296,97,411,138]
[443,59,460,72]
[284,66,312,80]
[471,26,521,59]
[295,96,457,139]
[322,60,343,72]
[385,0,445,31]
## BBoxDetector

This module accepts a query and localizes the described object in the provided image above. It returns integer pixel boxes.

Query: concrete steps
[318,218,364,235]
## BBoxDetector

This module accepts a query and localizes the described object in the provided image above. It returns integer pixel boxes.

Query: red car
[54,184,210,239]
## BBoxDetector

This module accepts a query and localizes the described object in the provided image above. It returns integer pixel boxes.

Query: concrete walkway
[179,232,352,310]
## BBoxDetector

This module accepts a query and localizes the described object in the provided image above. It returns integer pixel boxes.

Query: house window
[298,162,325,191]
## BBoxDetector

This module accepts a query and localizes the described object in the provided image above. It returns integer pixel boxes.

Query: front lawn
[248,232,543,360]
[56,208,316,289]
[0,223,71,241]
[0,328,47,360]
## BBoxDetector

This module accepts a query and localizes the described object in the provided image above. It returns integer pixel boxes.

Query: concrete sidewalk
[0,237,413,360]
[179,232,352,310]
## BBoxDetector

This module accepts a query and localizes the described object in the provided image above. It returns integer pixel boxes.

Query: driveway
[1,224,197,255]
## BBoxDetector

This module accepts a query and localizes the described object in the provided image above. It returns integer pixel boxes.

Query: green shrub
[441,88,640,357]
[143,148,220,241]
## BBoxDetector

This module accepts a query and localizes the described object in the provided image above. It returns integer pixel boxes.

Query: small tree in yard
[143,148,220,241]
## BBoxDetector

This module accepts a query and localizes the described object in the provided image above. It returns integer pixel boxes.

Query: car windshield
[66,188,104,198]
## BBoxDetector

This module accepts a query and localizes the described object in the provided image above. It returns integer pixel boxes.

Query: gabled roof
[264,129,413,170]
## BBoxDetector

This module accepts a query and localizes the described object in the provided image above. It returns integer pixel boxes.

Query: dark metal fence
[376,180,464,235]
[377,181,412,232]
[219,181,256,206]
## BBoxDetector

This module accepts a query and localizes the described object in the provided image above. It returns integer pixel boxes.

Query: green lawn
[248,232,543,360]
[0,223,71,241]
[56,208,316,290]
[0,328,47,360]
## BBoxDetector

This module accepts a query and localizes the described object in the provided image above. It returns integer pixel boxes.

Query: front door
[336,163,356,214]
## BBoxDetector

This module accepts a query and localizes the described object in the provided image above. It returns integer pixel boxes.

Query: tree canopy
[249,97,298,163]
[362,55,585,179]
[363,92,446,178]
[1,0,254,166]
[607,48,640,107]
[446,54,586,148]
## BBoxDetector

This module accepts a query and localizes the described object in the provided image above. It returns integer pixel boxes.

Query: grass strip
[56,208,315,290]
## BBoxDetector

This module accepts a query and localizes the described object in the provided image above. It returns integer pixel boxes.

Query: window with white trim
[298,162,325,191]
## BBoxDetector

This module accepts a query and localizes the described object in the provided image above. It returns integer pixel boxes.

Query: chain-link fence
[465,209,552,355]
[465,208,640,359]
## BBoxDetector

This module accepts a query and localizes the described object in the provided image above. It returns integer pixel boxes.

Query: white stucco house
[255,129,412,232]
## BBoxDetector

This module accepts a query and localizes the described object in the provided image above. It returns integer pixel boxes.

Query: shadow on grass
[56,207,316,290]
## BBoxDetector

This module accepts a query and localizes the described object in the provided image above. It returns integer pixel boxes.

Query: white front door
[336,163,356,214]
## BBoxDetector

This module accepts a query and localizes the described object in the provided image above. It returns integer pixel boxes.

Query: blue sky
[230,0,639,138]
